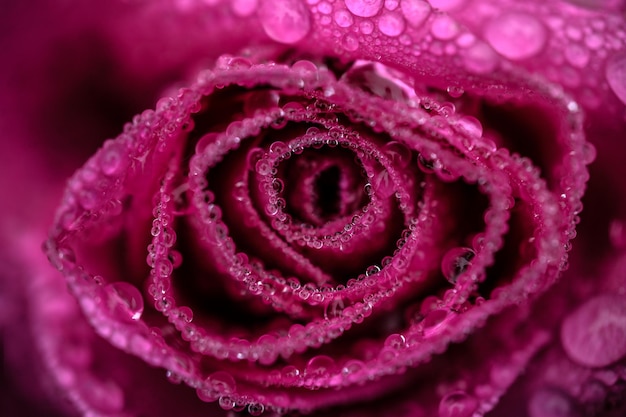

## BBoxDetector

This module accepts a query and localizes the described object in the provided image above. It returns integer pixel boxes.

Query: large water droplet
[428,0,465,11]
[334,9,354,27]
[345,0,384,17]
[258,0,311,44]
[564,44,590,68]
[463,42,498,74]
[606,53,626,105]
[528,388,579,417]
[439,391,478,417]
[609,219,626,248]
[232,0,258,16]
[400,0,430,27]
[561,294,626,367]
[105,282,144,321]
[378,12,406,36]
[484,12,547,60]
[441,247,475,284]
[430,14,459,40]
[306,355,337,377]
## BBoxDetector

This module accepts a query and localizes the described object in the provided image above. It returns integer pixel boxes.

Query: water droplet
[400,0,431,27]
[441,247,475,284]
[422,308,451,331]
[360,19,375,34]
[564,44,590,68]
[343,33,360,51]
[345,0,384,17]
[439,391,478,417]
[105,282,144,321]
[334,9,354,27]
[446,85,464,98]
[100,142,130,176]
[585,33,604,50]
[463,42,498,74]
[528,388,578,417]
[305,355,337,377]
[218,395,235,410]
[609,219,626,248]
[384,333,406,349]
[430,14,459,40]
[248,403,265,416]
[457,116,483,137]
[373,170,395,198]
[207,371,236,395]
[317,0,333,13]
[484,12,547,60]
[428,0,465,11]
[258,0,311,44]
[561,294,626,367]
[232,0,258,16]
[378,12,405,37]
[417,153,436,173]
[606,53,626,105]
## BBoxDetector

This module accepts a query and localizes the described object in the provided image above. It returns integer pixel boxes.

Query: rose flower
[2,1,626,416]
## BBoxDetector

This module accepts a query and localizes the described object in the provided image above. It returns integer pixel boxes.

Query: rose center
[314,165,342,220]
[282,147,368,226]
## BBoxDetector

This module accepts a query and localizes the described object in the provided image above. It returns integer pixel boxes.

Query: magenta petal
[2,0,626,416]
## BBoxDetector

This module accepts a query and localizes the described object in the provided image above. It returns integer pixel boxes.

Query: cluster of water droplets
[42,35,598,415]
[219,0,626,113]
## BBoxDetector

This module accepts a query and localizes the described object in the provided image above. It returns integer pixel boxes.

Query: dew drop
[232,0,258,16]
[373,170,395,198]
[463,41,498,74]
[105,282,144,321]
[484,12,547,60]
[528,388,578,417]
[441,247,475,283]
[561,294,626,367]
[446,85,464,98]
[218,396,235,410]
[400,0,430,27]
[439,391,478,417]
[248,403,265,416]
[345,0,384,17]
[417,153,436,173]
[606,53,626,105]
[334,9,354,27]
[457,116,483,137]
[609,219,626,248]
[430,14,459,40]
[585,34,604,51]
[564,44,590,68]
[384,333,406,349]
[428,0,465,11]
[343,33,360,51]
[258,0,311,44]
[100,142,130,177]
[378,12,406,37]
[422,308,452,333]
[306,355,337,377]
[360,19,375,34]
[207,371,236,395]
[383,141,412,167]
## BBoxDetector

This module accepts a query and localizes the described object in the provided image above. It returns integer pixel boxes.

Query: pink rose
[2,1,626,416]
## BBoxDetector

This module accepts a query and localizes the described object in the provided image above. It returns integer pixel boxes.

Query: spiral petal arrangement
[42,52,594,416]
